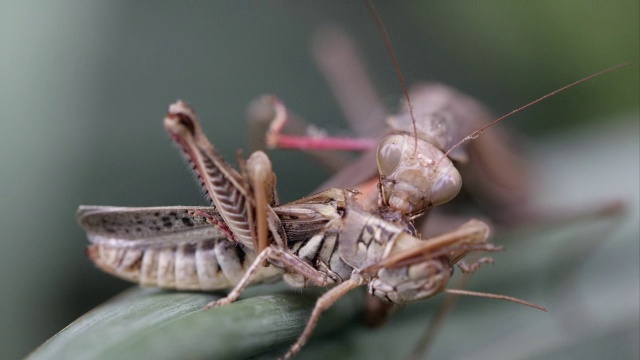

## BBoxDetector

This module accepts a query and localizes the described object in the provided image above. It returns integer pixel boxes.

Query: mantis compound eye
[376,134,405,177]
[429,156,462,207]
[377,134,462,214]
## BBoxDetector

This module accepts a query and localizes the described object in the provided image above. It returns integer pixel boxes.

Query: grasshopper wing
[77,206,228,248]
[77,206,282,290]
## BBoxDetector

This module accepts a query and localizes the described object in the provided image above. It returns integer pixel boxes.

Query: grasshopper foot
[204,297,234,310]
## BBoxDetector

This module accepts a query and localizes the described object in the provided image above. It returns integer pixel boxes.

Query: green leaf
[28,286,362,360]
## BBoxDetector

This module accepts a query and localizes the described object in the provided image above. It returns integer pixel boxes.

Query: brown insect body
[78,98,507,359]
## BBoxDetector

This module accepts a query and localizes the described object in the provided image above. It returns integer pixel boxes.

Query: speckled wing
[77,206,282,290]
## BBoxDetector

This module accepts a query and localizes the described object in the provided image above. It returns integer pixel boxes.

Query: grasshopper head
[377,134,462,216]
[365,219,491,304]
[369,256,452,304]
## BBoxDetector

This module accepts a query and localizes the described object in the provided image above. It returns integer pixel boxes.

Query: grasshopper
[78,100,546,359]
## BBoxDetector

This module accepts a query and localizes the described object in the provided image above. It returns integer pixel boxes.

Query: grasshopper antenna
[436,61,632,169]
[408,286,547,360]
[365,0,419,156]
[445,288,547,311]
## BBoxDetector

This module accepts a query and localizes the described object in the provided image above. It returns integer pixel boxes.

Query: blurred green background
[1,1,638,359]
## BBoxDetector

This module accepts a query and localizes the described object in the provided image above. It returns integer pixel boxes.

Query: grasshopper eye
[377,135,405,176]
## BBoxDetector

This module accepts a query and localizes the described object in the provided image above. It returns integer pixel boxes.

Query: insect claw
[204,297,232,310]
[457,256,495,274]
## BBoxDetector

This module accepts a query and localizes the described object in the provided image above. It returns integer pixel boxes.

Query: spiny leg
[164,101,255,248]
[282,275,365,360]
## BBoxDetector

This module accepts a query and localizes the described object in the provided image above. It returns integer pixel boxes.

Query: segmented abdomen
[88,238,281,290]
